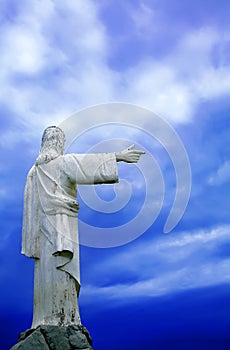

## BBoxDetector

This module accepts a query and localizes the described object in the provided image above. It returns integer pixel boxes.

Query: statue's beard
[35,146,64,166]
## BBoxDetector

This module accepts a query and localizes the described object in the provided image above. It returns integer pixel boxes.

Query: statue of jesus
[22,126,145,328]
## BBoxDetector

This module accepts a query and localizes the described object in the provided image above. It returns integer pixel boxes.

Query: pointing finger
[131,150,145,154]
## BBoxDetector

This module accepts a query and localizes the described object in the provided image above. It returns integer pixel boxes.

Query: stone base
[10,324,93,350]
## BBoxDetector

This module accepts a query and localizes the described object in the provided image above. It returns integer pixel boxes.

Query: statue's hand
[116,144,145,163]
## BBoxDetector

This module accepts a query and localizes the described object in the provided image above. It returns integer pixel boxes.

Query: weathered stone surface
[11,329,49,350]
[10,325,93,350]
[40,326,70,350]
[67,325,92,349]
[18,328,35,341]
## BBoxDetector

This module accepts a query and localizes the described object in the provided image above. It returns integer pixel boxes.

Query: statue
[22,126,145,328]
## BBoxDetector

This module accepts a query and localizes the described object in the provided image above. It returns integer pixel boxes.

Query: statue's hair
[41,126,66,151]
[36,126,66,165]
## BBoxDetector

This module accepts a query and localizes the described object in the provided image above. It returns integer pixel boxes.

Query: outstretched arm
[115,144,145,163]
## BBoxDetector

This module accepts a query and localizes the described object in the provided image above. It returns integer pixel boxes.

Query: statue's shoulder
[27,165,36,178]
[62,153,79,163]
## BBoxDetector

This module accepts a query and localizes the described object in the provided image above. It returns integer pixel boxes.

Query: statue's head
[41,126,66,154]
[36,126,66,165]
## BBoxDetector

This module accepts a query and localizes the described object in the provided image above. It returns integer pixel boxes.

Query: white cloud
[1,24,49,75]
[80,225,230,303]
[119,27,230,122]
[82,258,230,301]
[208,160,230,186]
[1,1,230,140]
[122,61,195,122]
[0,0,115,131]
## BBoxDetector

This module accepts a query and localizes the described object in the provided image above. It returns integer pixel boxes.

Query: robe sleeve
[63,153,119,184]
[21,166,40,258]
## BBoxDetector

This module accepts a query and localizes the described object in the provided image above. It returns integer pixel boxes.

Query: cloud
[0,0,115,132]
[208,160,230,186]
[122,60,195,122]
[119,27,230,122]
[82,258,230,301]
[1,1,230,136]
[80,225,230,303]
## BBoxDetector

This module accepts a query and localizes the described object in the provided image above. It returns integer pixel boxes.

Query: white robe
[22,153,118,327]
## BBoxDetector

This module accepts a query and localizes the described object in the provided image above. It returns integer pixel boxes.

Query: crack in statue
[22,126,145,328]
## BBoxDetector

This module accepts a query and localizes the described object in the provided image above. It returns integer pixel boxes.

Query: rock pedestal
[10,324,93,350]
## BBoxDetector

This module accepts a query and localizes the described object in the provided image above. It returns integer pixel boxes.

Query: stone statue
[22,126,145,329]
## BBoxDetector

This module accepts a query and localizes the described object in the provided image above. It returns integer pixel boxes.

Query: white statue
[22,126,144,328]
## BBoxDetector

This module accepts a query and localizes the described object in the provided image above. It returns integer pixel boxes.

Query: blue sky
[0,1,230,349]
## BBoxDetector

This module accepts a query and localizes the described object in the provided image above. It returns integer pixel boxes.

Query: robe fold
[22,153,118,327]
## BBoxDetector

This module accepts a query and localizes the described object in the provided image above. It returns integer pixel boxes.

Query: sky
[0,0,230,349]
